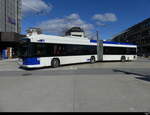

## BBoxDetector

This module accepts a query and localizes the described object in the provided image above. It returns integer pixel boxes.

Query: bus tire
[90,56,96,64]
[51,58,60,68]
[121,56,126,62]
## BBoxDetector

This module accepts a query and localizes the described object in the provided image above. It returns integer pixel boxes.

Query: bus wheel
[90,56,96,64]
[121,56,126,62]
[51,59,60,68]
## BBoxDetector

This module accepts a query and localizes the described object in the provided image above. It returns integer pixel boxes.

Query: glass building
[0,0,22,59]
[0,0,21,33]
[112,18,150,57]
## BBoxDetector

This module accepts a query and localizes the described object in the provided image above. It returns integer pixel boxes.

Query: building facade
[0,0,22,59]
[0,0,21,33]
[112,18,150,57]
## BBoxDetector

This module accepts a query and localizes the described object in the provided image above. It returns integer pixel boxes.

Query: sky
[22,0,150,40]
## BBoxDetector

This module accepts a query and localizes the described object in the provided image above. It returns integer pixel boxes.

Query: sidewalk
[0,58,19,63]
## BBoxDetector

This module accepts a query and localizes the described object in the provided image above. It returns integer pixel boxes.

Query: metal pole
[96,31,103,61]
[96,31,99,41]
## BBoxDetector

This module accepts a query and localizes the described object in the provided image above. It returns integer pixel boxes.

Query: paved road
[0,58,150,112]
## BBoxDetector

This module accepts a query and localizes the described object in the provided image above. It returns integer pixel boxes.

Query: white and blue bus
[18,34,137,68]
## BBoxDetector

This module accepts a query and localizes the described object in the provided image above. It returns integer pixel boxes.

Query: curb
[0,58,19,63]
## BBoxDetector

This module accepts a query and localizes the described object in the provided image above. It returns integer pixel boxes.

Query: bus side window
[61,45,65,56]
[57,46,62,55]
[54,45,57,56]
[36,44,42,57]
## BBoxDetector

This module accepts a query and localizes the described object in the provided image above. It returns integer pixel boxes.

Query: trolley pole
[96,31,103,61]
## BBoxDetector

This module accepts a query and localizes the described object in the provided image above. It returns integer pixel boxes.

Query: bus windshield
[18,43,31,58]
[18,38,31,58]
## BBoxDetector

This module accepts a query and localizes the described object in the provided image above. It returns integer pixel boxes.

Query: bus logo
[38,39,45,43]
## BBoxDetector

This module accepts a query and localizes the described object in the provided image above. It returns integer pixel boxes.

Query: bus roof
[26,34,137,47]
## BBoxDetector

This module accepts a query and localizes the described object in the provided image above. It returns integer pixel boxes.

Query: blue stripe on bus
[23,58,40,65]
[90,40,97,43]
[90,40,136,46]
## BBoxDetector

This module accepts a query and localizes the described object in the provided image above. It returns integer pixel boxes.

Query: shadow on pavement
[113,69,150,82]
[18,62,91,71]
[19,66,51,71]
[18,61,122,71]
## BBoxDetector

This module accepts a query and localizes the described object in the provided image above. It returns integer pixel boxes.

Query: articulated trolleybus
[18,33,137,68]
